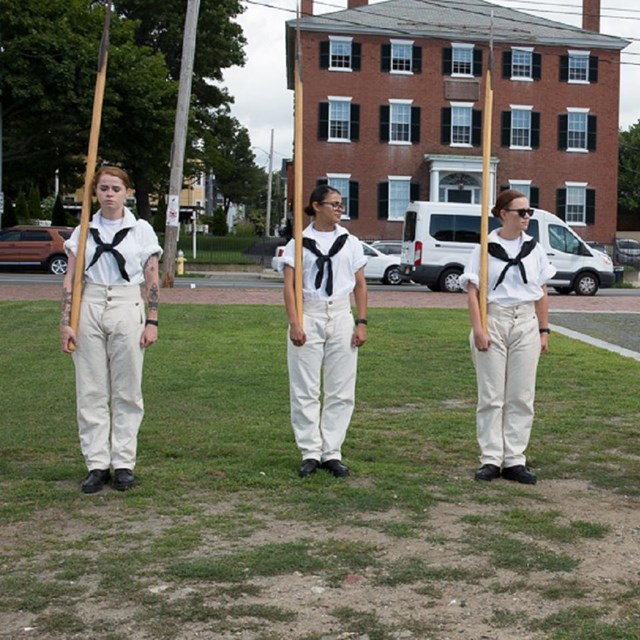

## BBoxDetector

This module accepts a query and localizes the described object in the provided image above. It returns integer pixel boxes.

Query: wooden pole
[293,4,304,324]
[69,1,112,345]
[479,13,494,333]
[161,0,201,288]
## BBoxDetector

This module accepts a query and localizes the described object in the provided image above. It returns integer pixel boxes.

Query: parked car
[272,240,403,285]
[613,238,640,266]
[0,225,73,275]
[370,240,402,255]
[585,241,608,256]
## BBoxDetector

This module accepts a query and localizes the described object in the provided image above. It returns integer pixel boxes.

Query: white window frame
[329,36,353,72]
[390,39,414,75]
[565,181,588,226]
[388,176,411,221]
[389,99,413,145]
[450,102,473,147]
[509,104,533,150]
[566,107,589,152]
[511,47,534,81]
[508,180,532,201]
[451,42,474,77]
[327,173,352,219]
[568,50,590,84]
[327,96,352,143]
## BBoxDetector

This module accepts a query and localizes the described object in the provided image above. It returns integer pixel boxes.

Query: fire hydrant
[176,250,186,276]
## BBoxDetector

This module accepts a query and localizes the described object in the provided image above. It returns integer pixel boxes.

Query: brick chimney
[582,0,600,32]
[348,0,369,8]
[301,0,313,16]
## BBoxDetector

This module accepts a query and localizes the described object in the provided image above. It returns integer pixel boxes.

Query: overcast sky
[221,0,640,168]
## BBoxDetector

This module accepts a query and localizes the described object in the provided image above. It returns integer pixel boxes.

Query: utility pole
[265,128,274,237]
[0,89,4,230]
[161,0,201,288]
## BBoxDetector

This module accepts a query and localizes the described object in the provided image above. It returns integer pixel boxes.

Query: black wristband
[145,319,159,327]
[355,319,368,325]
[539,327,551,334]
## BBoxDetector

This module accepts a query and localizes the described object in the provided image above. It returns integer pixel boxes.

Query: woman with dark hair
[280,185,368,478]
[60,166,162,493]
[459,190,556,485]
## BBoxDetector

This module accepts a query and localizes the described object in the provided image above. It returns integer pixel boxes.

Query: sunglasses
[505,207,534,218]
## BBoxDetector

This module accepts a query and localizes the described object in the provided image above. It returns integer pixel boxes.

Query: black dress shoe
[322,459,349,478]
[474,464,501,482]
[298,459,319,478]
[502,465,537,485]
[113,468,136,491]
[81,469,110,494]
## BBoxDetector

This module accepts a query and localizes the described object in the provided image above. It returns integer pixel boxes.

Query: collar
[90,207,137,229]
[489,229,533,244]
[303,222,349,238]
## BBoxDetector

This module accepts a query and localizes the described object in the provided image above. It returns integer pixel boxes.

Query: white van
[400,202,614,295]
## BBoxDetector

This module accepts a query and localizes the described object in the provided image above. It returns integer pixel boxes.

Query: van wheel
[382,265,403,285]
[439,267,463,293]
[573,272,599,296]
[554,287,572,295]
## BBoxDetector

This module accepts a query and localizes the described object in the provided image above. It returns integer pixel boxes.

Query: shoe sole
[113,482,136,491]
[502,474,537,485]
[81,483,106,494]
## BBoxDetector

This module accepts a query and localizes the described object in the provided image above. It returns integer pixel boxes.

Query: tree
[51,195,67,226]
[211,207,228,236]
[2,198,18,228]
[618,120,640,229]
[28,184,42,221]
[203,115,264,216]
[15,192,29,223]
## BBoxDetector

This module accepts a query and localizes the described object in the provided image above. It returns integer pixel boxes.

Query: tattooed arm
[60,253,77,353]
[141,253,160,348]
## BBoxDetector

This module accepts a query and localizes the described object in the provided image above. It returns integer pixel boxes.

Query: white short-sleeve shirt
[280,223,367,300]
[65,208,163,286]
[459,229,556,306]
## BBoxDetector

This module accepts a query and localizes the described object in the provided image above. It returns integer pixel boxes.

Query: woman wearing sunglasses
[459,189,556,485]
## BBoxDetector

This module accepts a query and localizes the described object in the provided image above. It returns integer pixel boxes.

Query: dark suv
[0,225,74,275]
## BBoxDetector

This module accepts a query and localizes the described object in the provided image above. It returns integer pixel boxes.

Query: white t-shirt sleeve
[458,245,481,291]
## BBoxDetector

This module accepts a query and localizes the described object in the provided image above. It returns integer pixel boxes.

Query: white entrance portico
[424,154,499,204]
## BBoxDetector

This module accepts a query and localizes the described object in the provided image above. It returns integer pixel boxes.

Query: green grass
[1,302,640,638]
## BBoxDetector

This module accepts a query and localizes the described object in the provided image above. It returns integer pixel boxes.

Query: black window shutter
[473,49,482,77]
[559,55,568,81]
[412,46,422,73]
[530,186,540,209]
[380,105,390,143]
[320,41,330,69]
[410,182,420,202]
[378,182,389,220]
[441,108,451,145]
[318,103,329,140]
[501,111,511,147]
[531,112,540,148]
[352,42,361,71]
[442,48,452,75]
[411,106,421,144]
[556,188,566,220]
[472,109,482,146]
[558,114,568,150]
[585,189,596,225]
[532,53,542,80]
[502,51,512,78]
[381,44,391,72]
[589,55,599,83]
[349,181,359,219]
[587,115,597,151]
[351,104,360,141]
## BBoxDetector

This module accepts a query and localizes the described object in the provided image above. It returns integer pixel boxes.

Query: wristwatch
[355,319,368,325]
[539,327,551,334]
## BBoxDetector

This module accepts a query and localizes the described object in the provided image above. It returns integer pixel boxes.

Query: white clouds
[222,0,640,167]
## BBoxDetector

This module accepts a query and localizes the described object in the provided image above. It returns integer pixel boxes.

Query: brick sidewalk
[2,282,640,312]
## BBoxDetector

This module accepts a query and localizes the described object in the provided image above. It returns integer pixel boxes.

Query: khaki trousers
[470,302,540,467]
[287,297,357,462]
[72,284,145,471]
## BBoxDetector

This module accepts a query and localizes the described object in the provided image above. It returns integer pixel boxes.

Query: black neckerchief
[302,233,349,296]
[487,237,537,290]
[86,226,132,281]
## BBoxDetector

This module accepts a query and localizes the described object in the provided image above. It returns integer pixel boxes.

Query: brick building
[285,0,629,242]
